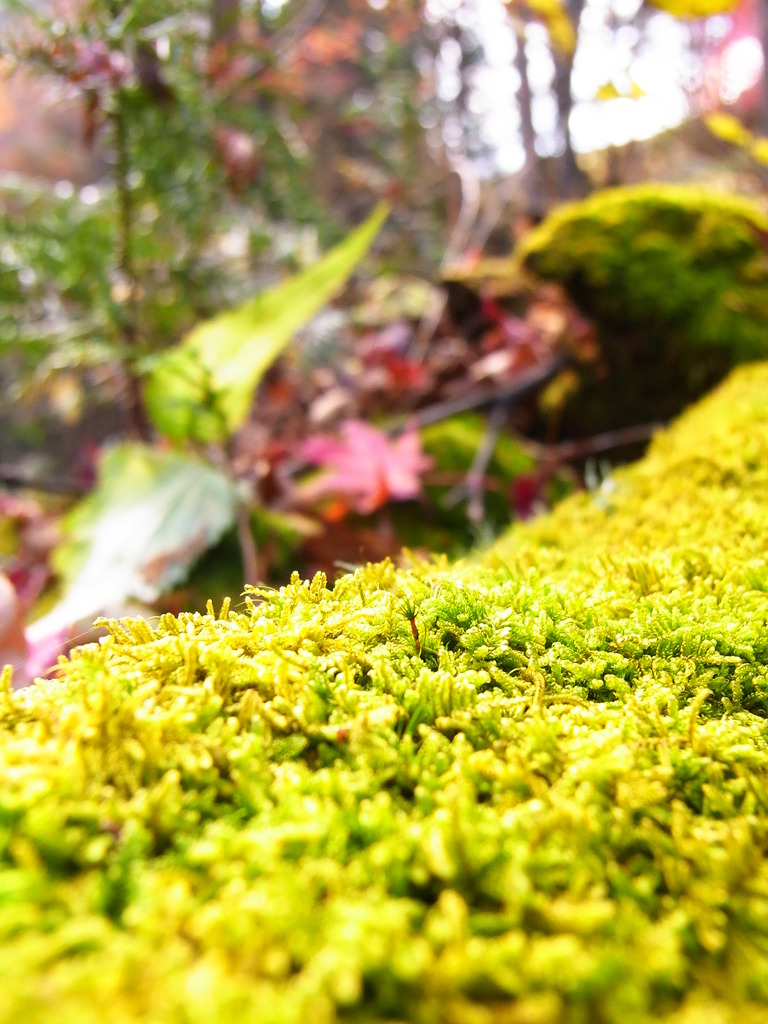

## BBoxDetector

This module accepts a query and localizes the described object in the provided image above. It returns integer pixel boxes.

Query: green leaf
[144,204,389,445]
[645,0,740,16]
[27,444,237,639]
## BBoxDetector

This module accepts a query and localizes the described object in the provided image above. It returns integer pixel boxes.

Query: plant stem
[399,354,572,430]
[219,439,260,587]
[112,89,151,440]
[235,499,260,586]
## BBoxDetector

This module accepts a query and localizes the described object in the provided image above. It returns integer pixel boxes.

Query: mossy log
[3,363,768,1022]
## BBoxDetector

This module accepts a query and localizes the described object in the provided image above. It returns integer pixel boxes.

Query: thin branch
[0,464,89,495]
[526,421,662,463]
[399,353,571,431]
[443,400,508,524]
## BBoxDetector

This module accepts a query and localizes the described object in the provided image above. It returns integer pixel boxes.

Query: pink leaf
[0,573,26,667]
[22,626,71,684]
[299,420,432,515]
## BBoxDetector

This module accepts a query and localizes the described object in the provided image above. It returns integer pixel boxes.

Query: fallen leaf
[299,421,432,515]
[27,444,238,641]
[0,572,27,677]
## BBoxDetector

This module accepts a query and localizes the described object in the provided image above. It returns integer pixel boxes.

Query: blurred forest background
[1,0,767,680]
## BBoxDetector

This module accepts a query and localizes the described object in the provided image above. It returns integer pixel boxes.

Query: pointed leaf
[26,444,237,640]
[145,205,389,445]
[705,113,754,149]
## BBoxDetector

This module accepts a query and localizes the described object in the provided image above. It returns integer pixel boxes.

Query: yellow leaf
[595,79,647,102]
[627,79,646,100]
[646,0,741,16]
[705,113,754,149]
[750,138,768,168]
[595,82,622,102]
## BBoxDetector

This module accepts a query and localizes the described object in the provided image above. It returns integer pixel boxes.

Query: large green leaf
[27,444,237,640]
[145,205,389,445]
[645,0,740,15]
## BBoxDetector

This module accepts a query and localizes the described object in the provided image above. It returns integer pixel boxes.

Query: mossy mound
[3,363,768,1023]
[451,186,768,436]
[517,184,768,356]
[522,185,768,432]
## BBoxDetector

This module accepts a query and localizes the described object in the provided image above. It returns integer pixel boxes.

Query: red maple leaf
[299,420,432,515]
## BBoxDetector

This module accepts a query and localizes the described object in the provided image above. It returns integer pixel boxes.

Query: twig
[399,353,571,431]
[527,421,662,463]
[443,401,508,523]
[0,464,89,495]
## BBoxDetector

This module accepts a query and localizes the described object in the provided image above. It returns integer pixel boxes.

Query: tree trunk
[515,26,545,216]
[552,0,589,199]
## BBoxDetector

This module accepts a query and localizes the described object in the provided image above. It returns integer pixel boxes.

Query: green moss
[517,185,768,355]
[462,186,768,434]
[3,363,768,1022]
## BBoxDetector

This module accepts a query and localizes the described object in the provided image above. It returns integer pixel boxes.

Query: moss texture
[3,362,768,1023]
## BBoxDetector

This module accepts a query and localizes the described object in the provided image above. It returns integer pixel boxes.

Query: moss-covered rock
[3,363,768,1022]
[517,185,768,358]
[523,185,768,432]
[450,185,768,436]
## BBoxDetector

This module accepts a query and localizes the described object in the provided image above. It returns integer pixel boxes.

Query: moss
[455,186,768,435]
[517,184,768,351]
[3,363,768,1022]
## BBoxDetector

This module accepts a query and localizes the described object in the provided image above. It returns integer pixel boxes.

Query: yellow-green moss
[3,364,768,1022]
